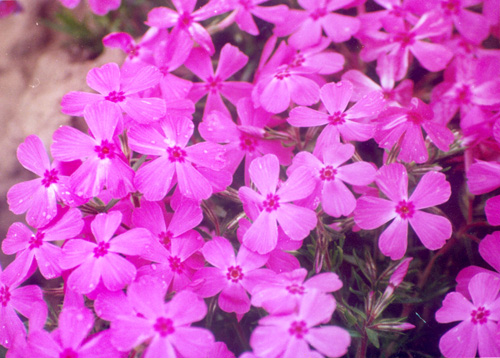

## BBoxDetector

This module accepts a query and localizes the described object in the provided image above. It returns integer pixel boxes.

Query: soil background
[0,0,124,267]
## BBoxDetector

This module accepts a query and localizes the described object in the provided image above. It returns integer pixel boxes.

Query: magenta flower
[52,101,135,199]
[238,154,317,254]
[287,142,376,217]
[2,208,83,282]
[61,62,166,124]
[60,211,152,294]
[110,276,214,357]
[288,81,385,155]
[354,163,452,260]
[26,306,120,357]
[128,116,227,201]
[192,236,274,314]
[250,290,351,358]
[184,43,252,118]
[7,135,81,228]
[230,0,289,36]
[251,268,343,314]
[467,160,500,226]
[436,272,500,357]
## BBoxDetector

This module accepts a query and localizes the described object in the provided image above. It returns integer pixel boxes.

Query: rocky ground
[0,0,124,266]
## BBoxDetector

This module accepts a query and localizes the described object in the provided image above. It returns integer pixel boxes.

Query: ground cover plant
[1,0,500,357]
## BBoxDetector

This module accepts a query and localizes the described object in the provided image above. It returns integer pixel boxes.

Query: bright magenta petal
[378,217,408,260]
[409,211,451,251]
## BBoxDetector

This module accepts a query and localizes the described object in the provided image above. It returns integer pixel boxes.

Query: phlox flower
[109,276,214,358]
[2,208,83,282]
[184,43,252,118]
[59,0,120,15]
[128,115,227,201]
[61,62,166,124]
[251,268,343,314]
[288,80,385,155]
[26,306,120,357]
[287,142,376,218]
[51,101,135,199]
[192,236,274,315]
[228,0,289,36]
[436,272,500,357]
[7,135,81,228]
[250,290,351,358]
[354,163,452,260]
[60,211,152,294]
[238,154,317,254]
[467,160,500,226]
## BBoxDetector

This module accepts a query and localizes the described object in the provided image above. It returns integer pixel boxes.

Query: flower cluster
[3,0,500,357]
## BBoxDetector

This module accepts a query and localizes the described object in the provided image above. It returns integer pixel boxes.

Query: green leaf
[366,328,380,349]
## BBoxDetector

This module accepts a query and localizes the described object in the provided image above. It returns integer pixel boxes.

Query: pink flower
[109,276,214,358]
[230,0,289,36]
[184,43,252,118]
[1,208,83,282]
[51,101,135,199]
[436,273,500,357]
[60,211,152,294]
[288,81,385,155]
[61,62,166,124]
[354,163,452,260]
[250,290,351,358]
[192,236,274,315]
[287,142,376,217]
[7,135,81,228]
[238,154,317,254]
[467,160,500,226]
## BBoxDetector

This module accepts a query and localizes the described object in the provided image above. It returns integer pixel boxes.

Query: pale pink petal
[409,211,451,251]
[100,254,136,291]
[83,101,120,142]
[51,126,96,161]
[300,290,336,326]
[202,237,236,269]
[17,135,50,176]
[455,10,490,44]
[61,91,102,116]
[439,320,478,358]
[276,203,317,241]
[288,75,320,106]
[411,41,453,73]
[215,44,248,81]
[479,232,500,273]
[185,142,226,171]
[304,272,343,292]
[289,19,323,49]
[376,163,408,201]
[192,267,226,297]
[320,81,353,114]
[135,158,176,201]
[435,292,475,323]
[378,217,408,260]
[102,32,134,52]
[338,119,375,142]
[170,327,214,358]
[354,196,396,229]
[467,161,500,195]
[2,223,32,255]
[146,7,179,28]
[66,258,102,294]
[86,63,120,94]
[121,97,166,124]
[176,162,212,200]
[59,307,94,349]
[121,65,162,94]
[251,325,289,358]
[422,121,454,152]
[235,8,259,35]
[322,180,356,217]
[7,180,44,217]
[189,22,215,55]
[219,284,250,314]
[36,244,63,280]
[469,272,500,307]
[409,171,451,209]
[60,239,95,269]
[321,13,360,42]
[243,211,278,254]
[110,228,151,256]
[249,154,279,195]
[337,162,376,186]
[345,90,385,119]
[398,123,428,164]
[277,167,315,203]
[128,124,169,156]
[91,211,122,243]
[288,106,330,127]
[110,315,154,351]
[260,77,290,113]
[477,321,500,357]
[341,70,380,101]
[219,82,253,106]
[307,326,351,357]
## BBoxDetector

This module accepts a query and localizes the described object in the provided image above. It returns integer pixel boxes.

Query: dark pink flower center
[159,66,170,76]
[456,85,471,104]
[407,111,426,125]
[389,5,405,17]
[239,0,254,10]
[154,317,175,337]
[29,232,45,250]
[395,200,415,219]
[263,193,280,212]
[274,68,291,80]
[59,348,78,358]
[94,140,116,160]
[94,242,110,258]
[328,111,346,125]
[441,0,460,15]
[286,283,305,295]
[239,134,257,152]
[127,44,140,59]
[105,90,126,103]
[289,320,309,338]
[310,7,327,20]
[319,165,337,181]
[226,265,244,283]
[0,286,10,307]
[178,12,193,28]
[291,53,306,68]
[167,146,186,163]
[41,168,59,187]
[205,76,222,94]
[158,231,173,250]
[394,31,415,47]
[471,306,490,325]
[169,256,183,274]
